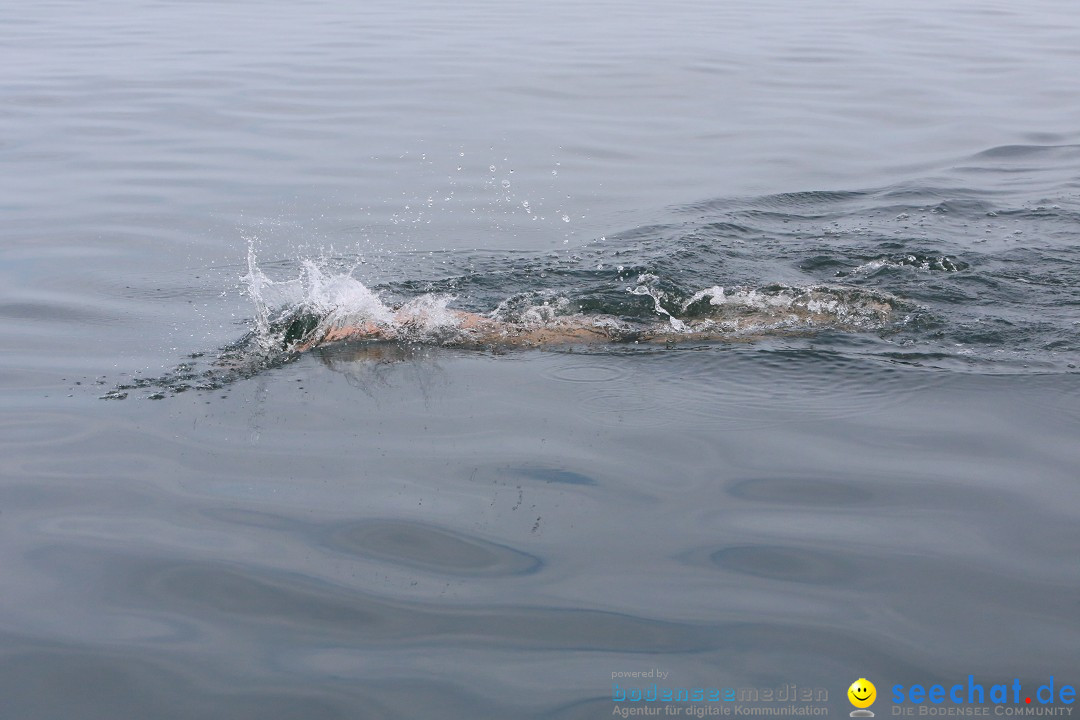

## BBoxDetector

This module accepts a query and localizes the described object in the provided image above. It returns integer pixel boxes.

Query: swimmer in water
[100,286,896,399]
[291,287,894,354]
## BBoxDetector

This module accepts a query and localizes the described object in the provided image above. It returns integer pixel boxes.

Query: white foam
[301,260,396,330]
[629,273,688,332]
[680,284,892,328]
[394,293,463,338]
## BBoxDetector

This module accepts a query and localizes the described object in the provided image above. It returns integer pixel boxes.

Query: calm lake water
[2,0,1079,717]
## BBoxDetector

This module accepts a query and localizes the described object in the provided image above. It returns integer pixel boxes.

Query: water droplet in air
[562,215,570,222]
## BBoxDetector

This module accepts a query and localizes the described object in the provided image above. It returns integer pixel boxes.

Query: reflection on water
[708,546,860,585]
[325,519,543,576]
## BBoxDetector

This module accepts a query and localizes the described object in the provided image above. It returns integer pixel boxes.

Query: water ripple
[324,519,541,577]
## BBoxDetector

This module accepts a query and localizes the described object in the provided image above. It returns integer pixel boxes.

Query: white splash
[241,245,470,350]
[300,260,396,331]
[242,237,286,352]
[629,273,688,332]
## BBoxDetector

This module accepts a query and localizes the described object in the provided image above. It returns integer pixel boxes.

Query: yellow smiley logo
[848,678,877,709]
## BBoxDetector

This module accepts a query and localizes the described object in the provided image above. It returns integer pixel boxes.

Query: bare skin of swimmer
[293,307,814,353]
[294,293,892,353]
[298,309,615,352]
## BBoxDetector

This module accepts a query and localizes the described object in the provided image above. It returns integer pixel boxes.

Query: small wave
[847,254,968,276]
[969,143,1080,160]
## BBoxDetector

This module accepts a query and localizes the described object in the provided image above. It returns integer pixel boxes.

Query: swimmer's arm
[292,320,385,352]
[294,311,491,352]
[298,310,620,350]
